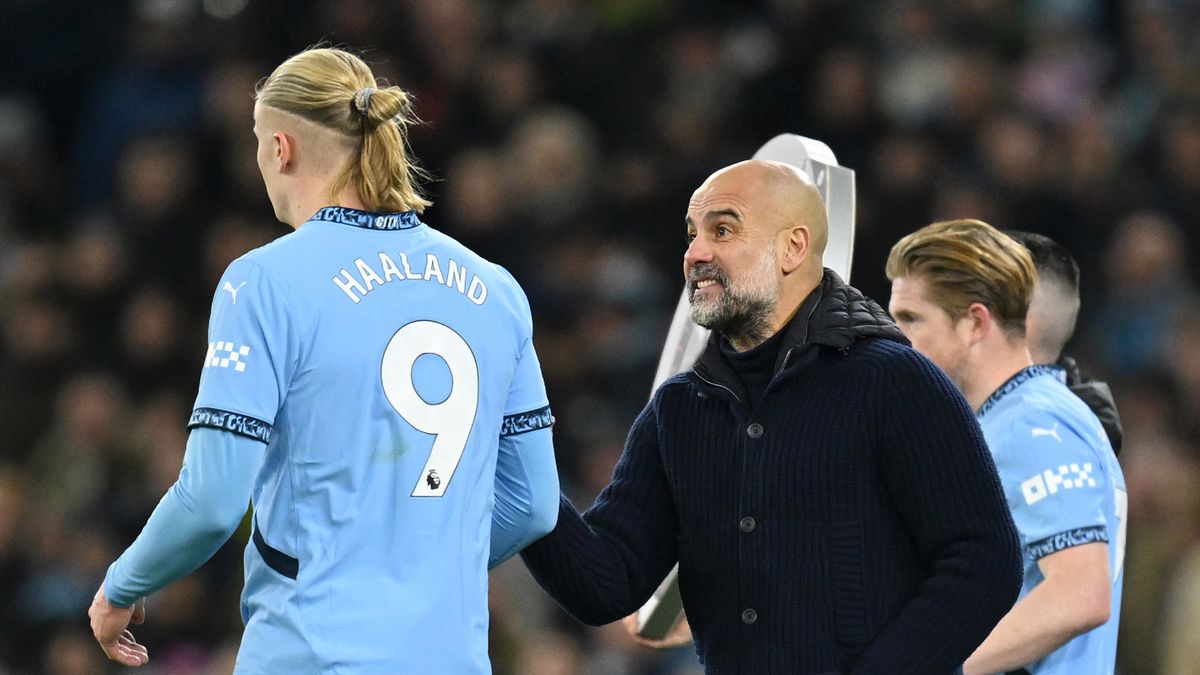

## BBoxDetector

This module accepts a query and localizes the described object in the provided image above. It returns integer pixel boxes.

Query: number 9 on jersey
[381,321,480,497]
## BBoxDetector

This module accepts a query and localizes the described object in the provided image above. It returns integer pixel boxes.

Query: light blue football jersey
[190,207,553,674]
[977,365,1126,675]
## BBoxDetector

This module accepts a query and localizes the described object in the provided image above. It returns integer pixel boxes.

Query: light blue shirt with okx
[977,365,1125,675]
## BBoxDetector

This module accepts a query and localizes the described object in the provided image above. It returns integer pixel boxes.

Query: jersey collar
[977,364,1060,418]
[309,206,422,231]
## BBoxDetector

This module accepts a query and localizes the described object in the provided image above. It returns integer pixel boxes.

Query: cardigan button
[739,516,756,533]
[747,423,763,438]
[741,608,758,624]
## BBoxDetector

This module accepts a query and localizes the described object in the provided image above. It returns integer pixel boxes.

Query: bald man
[521,161,1021,674]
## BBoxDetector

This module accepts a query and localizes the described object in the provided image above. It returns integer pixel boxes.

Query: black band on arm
[501,405,554,437]
[188,407,273,444]
[1027,525,1109,561]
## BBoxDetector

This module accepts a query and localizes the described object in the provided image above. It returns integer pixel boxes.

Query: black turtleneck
[718,328,786,411]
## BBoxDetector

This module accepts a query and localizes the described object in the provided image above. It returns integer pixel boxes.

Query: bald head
[696,160,829,258]
[683,159,830,349]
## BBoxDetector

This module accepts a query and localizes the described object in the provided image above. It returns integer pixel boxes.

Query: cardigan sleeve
[520,399,681,626]
[853,349,1022,674]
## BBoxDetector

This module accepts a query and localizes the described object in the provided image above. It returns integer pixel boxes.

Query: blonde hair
[886,219,1037,336]
[255,47,431,213]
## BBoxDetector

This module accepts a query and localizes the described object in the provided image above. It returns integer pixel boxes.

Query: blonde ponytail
[256,47,432,213]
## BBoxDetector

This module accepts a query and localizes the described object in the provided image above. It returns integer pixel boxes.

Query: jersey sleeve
[190,258,296,442]
[105,427,264,606]
[501,336,552,425]
[489,427,559,568]
[494,266,552,430]
[487,266,557,565]
[1002,409,1110,561]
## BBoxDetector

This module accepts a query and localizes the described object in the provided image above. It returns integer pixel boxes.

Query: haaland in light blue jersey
[888,219,1125,675]
[88,47,560,674]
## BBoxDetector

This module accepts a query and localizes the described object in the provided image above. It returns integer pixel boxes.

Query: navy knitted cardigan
[522,271,1022,674]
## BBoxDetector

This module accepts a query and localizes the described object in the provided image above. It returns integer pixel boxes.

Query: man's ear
[963,302,993,345]
[780,224,811,274]
[274,132,294,173]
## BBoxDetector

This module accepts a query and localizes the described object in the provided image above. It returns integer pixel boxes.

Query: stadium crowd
[0,0,1197,673]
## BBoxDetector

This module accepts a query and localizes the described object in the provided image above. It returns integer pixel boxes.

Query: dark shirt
[717,328,786,411]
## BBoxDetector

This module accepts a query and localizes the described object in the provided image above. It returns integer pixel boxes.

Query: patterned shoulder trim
[188,407,273,444]
[1027,525,1109,561]
[501,405,554,437]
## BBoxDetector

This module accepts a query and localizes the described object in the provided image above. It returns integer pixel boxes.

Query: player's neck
[333,183,369,212]
[965,339,1035,412]
[285,182,371,229]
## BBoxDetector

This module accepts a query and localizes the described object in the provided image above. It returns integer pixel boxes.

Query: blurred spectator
[1166,313,1200,441]
[1116,420,1200,673]
[1151,112,1200,265]
[440,147,525,272]
[1162,545,1200,675]
[1087,211,1198,378]
[117,286,196,397]
[875,1,959,127]
[0,95,61,240]
[71,0,207,207]
[1016,21,1112,126]
[506,106,602,232]
[201,56,275,213]
[112,133,206,283]
[27,372,130,520]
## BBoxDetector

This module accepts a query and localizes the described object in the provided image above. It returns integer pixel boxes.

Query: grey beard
[718,300,774,347]
[690,291,775,347]
[688,252,779,349]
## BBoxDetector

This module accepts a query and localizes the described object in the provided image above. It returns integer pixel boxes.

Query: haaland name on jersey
[332,251,489,305]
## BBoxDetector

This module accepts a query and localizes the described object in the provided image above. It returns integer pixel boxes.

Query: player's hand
[88,583,149,667]
[621,611,694,649]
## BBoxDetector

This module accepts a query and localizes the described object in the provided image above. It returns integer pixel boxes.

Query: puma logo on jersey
[1031,423,1062,443]
[223,281,247,304]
